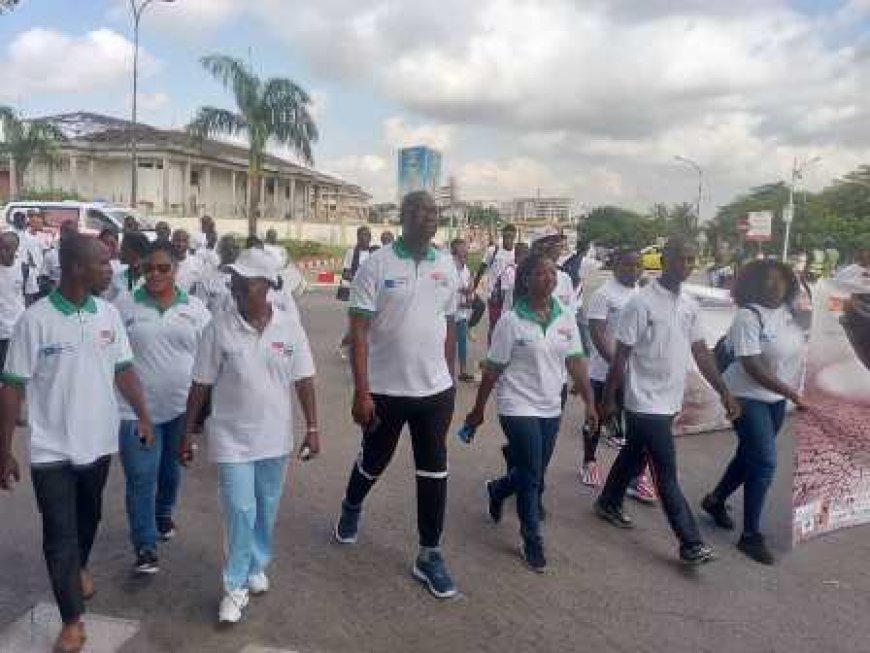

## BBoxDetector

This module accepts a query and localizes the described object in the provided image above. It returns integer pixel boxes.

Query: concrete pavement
[1,287,869,653]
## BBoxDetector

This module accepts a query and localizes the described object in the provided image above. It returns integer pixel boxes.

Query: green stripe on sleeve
[484,357,509,371]
[115,360,134,373]
[0,372,26,386]
[348,307,376,318]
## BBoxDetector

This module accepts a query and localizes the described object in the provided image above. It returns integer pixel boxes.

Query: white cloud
[0,28,159,100]
[383,117,454,150]
[134,91,170,112]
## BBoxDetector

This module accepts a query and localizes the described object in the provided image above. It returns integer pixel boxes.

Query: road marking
[0,602,139,653]
[239,646,298,653]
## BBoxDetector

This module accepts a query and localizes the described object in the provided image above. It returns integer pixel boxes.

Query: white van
[2,201,155,238]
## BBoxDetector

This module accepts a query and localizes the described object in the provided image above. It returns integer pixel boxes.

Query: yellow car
[641,245,663,270]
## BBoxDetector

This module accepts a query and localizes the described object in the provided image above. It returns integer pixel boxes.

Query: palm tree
[187,54,319,236]
[0,106,66,199]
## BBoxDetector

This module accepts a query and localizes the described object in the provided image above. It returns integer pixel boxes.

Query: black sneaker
[157,519,177,541]
[679,542,716,566]
[134,548,159,575]
[701,494,734,530]
[737,533,775,565]
[521,540,547,573]
[334,499,361,544]
[485,480,503,524]
[594,500,634,529]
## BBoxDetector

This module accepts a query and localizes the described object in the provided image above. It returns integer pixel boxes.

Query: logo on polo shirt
[271,341,294,357]
[98,329,117,346]
[384,278,408,289]
[39,343,76,357]
[557,326,573,341]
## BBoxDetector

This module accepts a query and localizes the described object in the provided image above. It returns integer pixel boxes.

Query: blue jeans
[712,398,786,535]
[218,456,288,591]
[456,319,469,372]
[119,415,185,552]
[490,416,561,545]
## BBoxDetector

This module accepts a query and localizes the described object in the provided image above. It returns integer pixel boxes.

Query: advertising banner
[793,280,870,543]
[745,211,773,242]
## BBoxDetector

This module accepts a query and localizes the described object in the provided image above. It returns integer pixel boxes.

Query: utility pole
[782,155,821,261]
[674,155,703,232]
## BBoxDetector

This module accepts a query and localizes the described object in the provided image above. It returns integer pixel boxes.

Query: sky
[1,0,869,215]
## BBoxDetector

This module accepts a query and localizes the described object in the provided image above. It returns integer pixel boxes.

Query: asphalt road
[1,283,869,653]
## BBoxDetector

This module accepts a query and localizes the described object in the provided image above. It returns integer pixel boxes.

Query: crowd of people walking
[0,193,867,652]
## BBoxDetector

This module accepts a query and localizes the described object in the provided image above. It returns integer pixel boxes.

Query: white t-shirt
[175,255,204,293]
[192,307,315,463]
[586,279,637,383]
[0,263,38,339]
[835,263,870,286]
[102,263,143,304]
[554,269,578,316]
[487,298,585,417]
[116,288,211,423]
[483,246,515,298]
[265,243,289,269]
[455,263,472,322]
[722,304,805,403]
[18,232,45,278]
[350,239,458,397]
[43,247,61,285]
[194,269,232,314]
[1,291,133,465]
[342,246,372,280]
[616,279,705,415]
[498,264,518,311]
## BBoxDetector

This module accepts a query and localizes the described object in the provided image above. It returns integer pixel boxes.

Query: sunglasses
[144,263,173,275]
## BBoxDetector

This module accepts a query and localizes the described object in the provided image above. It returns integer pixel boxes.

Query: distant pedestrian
[380,230,395,247]
[170,228,202,293]
[835,239,869,285]
[264,228,288,269]
[595,238,740,566]
[336,226,374,357]
[180,247,320,624]
[0,231,38,370]
[464,252,598,571]
[193,234,240,314]
[702,259,808,565]
[0,234,154,653]
[451,238,475,383]
[472,224,517,343]
[154,221,171,242]
[333,191,460,599]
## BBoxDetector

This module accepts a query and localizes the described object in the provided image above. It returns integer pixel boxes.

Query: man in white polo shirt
[595,238,739,566]
[0,233,154,653]
[333,190,460,599]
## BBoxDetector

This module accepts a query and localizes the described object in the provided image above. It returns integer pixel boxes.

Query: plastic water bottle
[456,423,476,444]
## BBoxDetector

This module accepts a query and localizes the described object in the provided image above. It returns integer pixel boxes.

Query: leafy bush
[279,239,344,261]
[18,187,85,201]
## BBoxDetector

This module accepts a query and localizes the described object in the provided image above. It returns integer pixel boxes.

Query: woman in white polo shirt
[180,248,320,625]
[115,240,211,575]
[702,259,807,565]
[464,252,598,572]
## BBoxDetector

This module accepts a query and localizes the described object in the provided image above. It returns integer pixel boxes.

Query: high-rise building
[397,146,442,201]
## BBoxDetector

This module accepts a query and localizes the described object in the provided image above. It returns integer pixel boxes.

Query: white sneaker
[248,572,269,595]
[218,587,249,623]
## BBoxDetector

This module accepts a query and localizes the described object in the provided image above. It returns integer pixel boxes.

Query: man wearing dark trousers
[333,190,460,599]
[0,234,154,653]
[595,237,740,566]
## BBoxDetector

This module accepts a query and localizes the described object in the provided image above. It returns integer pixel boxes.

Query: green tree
[581,206,663,249]
[187,54,319,236]
[0,106,66,199]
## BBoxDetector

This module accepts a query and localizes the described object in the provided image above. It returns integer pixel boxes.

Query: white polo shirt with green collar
[486,297,586,418]
[350,237,459,397]
[115,286,211,424]
[1,290,133,465]
[192,307,315,464]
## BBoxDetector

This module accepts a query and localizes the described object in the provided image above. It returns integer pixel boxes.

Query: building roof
[37,112,370,200]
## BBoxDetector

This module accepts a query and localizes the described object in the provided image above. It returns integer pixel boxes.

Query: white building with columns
[7,112,370,225]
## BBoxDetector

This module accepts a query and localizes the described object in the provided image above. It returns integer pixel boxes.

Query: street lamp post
[129,0,174,210]
[674,155,703,231]
[782,155,821,262]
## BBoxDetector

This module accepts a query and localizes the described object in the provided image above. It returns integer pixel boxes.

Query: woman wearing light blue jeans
[180,247,321,625]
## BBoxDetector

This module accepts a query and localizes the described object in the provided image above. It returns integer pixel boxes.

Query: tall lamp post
[674,155,703,231]
[782,155,821,262]
[129,0,174,210]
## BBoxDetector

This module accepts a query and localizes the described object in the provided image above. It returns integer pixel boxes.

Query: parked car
[2,201,155,239]
[641,245,663,270]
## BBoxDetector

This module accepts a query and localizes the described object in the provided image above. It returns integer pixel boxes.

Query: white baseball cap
[529,225,562,245]
[225,247,279,284]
